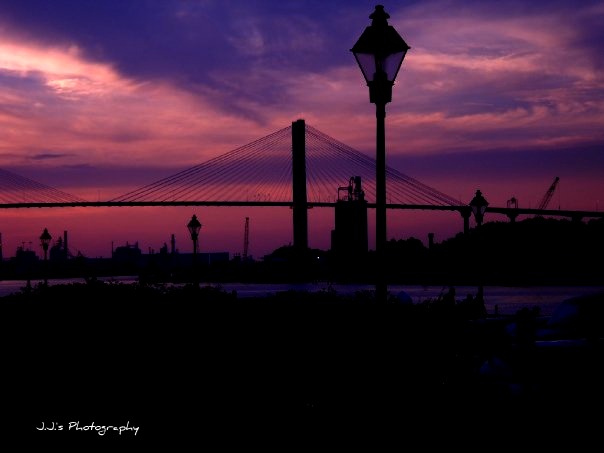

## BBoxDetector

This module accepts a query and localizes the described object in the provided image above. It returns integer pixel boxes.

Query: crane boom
[537,177,559,210]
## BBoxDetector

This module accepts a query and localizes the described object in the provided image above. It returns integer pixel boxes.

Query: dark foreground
[2,282,603,448]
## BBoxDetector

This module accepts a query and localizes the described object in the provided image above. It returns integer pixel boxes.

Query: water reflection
[2,277,603,316]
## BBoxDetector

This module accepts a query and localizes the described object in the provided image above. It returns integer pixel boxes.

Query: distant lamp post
[39,228,52,285]
[469,190,489,227]
[351,4,410,303]
[187,214,202,255]
[469,191,489,310]
[187,214,202,285]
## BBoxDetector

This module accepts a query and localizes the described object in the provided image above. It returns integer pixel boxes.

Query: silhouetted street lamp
[187,214,202,285]
[351,4,410,303]
[469,191,489,311]
[469,190,489,227]
[187,214,202,254]
[40,227,52,285]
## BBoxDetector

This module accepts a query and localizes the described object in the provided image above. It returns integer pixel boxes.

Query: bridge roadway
[0,201,602,222]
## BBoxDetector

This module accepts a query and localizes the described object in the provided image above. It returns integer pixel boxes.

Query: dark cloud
[390,142,604,181]
[1,0,601,123]
[6,163,179,194]
[30,152,71,160]
[1,7,392,130]
[0,1,365,111]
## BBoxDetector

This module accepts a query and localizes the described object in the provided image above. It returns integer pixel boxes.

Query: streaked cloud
[30,153,71,160]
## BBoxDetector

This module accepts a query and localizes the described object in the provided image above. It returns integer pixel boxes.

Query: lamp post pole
[351,5,410,303]
[187,214,202,287]
[469,190,489,307]
[470,190,489,228]
[375,98,387,303]
[40,228,52,286]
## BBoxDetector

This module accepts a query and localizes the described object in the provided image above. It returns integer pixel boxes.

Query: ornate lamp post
[351,4,410,302]
[469,190,489,310]
[39,227,52,285]
[469,190,489,227]
[187,214,202,255]
[187,214,202,285]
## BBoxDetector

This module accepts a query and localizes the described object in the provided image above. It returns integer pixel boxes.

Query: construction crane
[243,217,249,260]
[537,177,560,210]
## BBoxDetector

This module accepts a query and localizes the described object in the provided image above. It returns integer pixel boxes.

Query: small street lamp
[187,214,202,285]
[469,191,489,310]
[351,4,410,302]
[40,227,52,285]
[187,214,202,255]
[469,190,489,227]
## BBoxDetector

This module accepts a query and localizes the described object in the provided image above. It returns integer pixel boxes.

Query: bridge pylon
[292,119,308,254]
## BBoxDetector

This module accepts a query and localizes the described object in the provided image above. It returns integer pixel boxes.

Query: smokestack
[171,234,176,254]
[63,230,68,259]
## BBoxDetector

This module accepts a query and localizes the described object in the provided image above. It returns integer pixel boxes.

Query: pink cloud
[0,37,281,172]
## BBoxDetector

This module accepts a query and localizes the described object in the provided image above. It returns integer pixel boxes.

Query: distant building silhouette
[11,245,37,277]
[112,242,142,265]
[49,231,69,262]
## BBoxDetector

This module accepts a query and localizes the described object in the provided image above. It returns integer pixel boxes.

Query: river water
[2,277,603,316]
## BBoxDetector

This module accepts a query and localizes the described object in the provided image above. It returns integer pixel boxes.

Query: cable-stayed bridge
[0,168,87,204]
[0,120,602,243]
[0,121,461,207]
[109,122,460,208]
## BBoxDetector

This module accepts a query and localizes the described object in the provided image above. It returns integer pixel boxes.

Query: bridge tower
[292,119,308,253]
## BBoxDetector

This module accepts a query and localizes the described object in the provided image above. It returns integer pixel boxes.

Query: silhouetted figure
[433,286,457,315]
[475,286,487,317]
[442,286,456,306]
[458,291,487,319]
[458,293,475,317]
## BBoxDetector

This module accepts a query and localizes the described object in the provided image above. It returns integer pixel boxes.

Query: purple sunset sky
[0,0,603,258]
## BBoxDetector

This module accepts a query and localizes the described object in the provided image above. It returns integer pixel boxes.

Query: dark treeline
[388,215,604,286]
[2,216,603,286]
[257,216,604,285]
